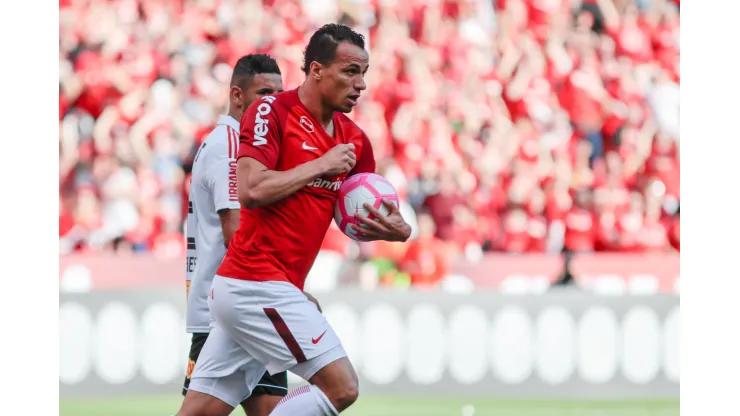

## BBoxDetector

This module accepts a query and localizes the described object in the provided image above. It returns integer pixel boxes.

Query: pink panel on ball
[338,174,366,219]
[334,173,400,240]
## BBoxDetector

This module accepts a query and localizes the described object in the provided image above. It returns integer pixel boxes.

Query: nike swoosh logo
[302,142,319,151]
[312,330,327,344]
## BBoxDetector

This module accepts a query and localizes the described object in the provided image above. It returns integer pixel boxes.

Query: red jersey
[217,89,376,290]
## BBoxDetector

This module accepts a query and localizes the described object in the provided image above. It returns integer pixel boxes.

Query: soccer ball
[334,173,400,240]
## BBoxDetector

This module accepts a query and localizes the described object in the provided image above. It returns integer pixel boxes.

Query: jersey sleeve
[237,96,282,169]
[206,136,241,212]
[349,132,376,175]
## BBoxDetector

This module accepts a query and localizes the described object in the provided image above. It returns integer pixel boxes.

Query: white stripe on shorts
[255,383,289,391]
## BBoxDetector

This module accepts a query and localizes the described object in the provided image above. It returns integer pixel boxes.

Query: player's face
[231,73,283,118]
[321,42,369,113]
[244,73,284,107]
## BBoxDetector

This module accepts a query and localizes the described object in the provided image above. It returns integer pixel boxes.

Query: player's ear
[309,61,323,81]
[230,85,244,108]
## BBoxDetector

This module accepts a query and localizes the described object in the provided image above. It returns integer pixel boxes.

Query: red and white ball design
[334,173,400,240]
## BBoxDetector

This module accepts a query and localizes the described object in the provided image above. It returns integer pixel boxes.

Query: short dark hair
[231,54,281,88]
[301,24,365,75]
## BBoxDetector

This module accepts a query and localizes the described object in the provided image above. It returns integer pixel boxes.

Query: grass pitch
[59,395,679,416]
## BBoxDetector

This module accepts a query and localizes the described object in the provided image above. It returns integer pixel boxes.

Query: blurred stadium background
[59,0,679,414]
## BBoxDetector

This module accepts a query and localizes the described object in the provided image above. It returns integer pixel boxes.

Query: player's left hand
[352,200,412,243]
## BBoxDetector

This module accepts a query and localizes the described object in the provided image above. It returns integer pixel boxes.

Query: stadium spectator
[59,0,680,268]
[399,212,451,288]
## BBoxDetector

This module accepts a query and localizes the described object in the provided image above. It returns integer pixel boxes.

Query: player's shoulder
[203,125,231,144]
[336,113,368,141]
[271,88,298,106]
[249,89,298,116]
[205,116,239,142]
[335,112,362,130]
[201,121,239,160]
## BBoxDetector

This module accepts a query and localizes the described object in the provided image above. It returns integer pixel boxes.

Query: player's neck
[227,107,242,123]
[297,83,334,129]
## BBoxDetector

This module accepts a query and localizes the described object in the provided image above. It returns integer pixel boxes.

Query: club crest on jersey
[299,116,315,133]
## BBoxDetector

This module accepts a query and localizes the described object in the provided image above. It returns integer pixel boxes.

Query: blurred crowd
[59,0,680,285]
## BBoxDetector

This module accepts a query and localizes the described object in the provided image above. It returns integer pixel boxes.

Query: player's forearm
[218,209,240,248]
[241,160,326,209]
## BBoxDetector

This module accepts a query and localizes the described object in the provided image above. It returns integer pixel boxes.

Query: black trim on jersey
[193,142,207,164]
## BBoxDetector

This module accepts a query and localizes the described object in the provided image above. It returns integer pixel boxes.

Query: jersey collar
[217,115,240,131]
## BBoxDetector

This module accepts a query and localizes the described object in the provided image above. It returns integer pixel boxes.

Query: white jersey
[186,115,241,333]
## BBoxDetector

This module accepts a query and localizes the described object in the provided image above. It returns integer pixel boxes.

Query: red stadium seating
[59,0,679,272]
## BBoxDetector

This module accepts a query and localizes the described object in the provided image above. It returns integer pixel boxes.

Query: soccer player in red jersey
[183,54,324,416]
[178,24,411,416]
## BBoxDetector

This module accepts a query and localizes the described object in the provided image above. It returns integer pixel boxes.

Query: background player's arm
[207,138,242,247]
[218,209,240,247]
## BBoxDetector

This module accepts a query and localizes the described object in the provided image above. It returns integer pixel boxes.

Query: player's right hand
[320,143,356,176]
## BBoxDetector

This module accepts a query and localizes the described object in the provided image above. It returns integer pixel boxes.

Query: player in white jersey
[184,54,321,416]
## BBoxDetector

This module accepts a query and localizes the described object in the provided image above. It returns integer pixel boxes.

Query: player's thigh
[290,343,353,384]
[211,277,343,375]
[239,371,288,416]
[187,324,266,410]
[182,333,209,397]
[183,369,264,416]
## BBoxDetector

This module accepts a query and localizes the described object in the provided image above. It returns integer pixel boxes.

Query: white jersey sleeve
[186,116,242,334]
[206,146,240,212]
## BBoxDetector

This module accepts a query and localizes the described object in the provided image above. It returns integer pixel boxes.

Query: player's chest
[277,116,360,198]
[279,115,344,167]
